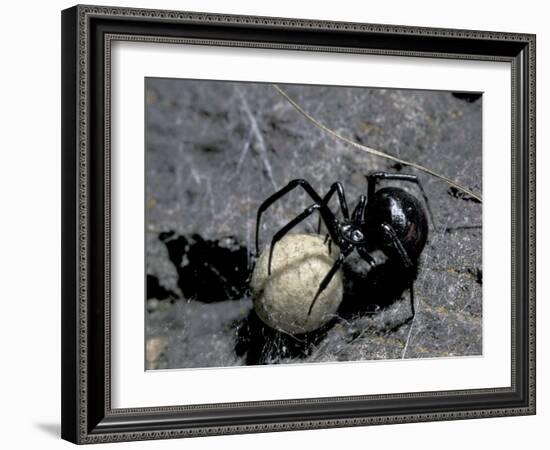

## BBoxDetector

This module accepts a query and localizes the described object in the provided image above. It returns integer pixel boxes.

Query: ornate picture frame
[61,4,535,444]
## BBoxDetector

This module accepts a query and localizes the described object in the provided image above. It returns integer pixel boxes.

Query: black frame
[61,4,536,444]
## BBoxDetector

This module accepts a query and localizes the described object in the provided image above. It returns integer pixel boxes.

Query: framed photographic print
[61,4,536,444]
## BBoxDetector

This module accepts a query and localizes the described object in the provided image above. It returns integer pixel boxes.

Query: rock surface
[145,78,482,368]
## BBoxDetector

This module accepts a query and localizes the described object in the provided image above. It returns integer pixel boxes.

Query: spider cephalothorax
[255,172,435,319]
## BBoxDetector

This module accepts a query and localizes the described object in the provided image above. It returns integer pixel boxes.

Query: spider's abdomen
[365,187,428,260]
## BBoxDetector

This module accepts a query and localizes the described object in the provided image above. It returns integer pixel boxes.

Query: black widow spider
[255,172,435,319]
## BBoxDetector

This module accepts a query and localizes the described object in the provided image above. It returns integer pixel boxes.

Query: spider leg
[267,203,339,275]
[409,284,415,318]
[366,172,437,231]
[351,195,367,223]
[317,182,350,234]
[322,233,333,256]
[379,223,414,269]
[379,223,416,319]
[256,179,326,255]
[357,246,376,267]
[308,248,352,315]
